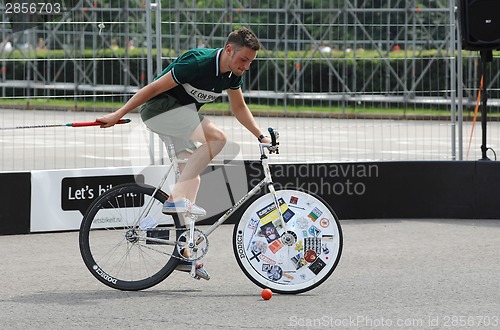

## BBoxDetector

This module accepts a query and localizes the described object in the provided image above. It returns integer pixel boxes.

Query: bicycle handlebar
[259,127,279,157]
[268,127,278,147]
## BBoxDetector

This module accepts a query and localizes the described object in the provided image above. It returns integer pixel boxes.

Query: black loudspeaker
[459,0,500,50]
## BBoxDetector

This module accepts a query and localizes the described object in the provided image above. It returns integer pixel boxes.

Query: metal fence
[1,0,499,171]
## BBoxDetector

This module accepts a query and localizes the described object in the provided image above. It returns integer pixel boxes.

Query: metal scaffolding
[1,0,485,105]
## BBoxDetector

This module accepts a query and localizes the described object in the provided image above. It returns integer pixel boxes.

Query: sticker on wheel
[264,264,283,281]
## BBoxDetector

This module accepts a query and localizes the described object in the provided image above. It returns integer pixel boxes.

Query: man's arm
[227,88,269,141]
[97,72,178,127]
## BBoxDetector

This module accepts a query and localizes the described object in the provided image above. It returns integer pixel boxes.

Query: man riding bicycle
[96,27,271,280]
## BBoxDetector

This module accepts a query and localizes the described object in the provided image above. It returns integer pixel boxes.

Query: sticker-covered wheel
[232,188,342,294]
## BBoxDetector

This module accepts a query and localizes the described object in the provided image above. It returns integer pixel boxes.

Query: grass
[0,97,474,118]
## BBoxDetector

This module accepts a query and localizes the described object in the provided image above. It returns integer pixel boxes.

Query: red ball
[261,288,273,300]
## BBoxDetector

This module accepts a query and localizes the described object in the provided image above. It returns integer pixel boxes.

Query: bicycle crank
[176,229,209,262]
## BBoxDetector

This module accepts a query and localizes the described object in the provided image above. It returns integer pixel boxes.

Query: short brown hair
[226,27,260,51]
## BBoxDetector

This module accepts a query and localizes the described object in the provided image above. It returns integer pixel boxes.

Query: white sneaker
[162,198,207,216]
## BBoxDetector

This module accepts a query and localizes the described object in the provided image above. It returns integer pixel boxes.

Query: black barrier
[0,172,31,235]
[198,161,500,224]
[317,161,476,219]
[474,161,500,219]
[1,161,499,235]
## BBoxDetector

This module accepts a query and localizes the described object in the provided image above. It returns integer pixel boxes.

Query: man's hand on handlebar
[264,128,279,154]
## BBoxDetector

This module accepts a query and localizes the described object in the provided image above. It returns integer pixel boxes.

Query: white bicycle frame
[204,144,286,237]
[142,137,286,249]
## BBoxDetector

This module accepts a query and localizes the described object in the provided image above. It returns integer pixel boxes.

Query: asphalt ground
[1,219,499,329]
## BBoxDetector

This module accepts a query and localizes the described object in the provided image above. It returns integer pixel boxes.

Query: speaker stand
[479,50,493,161]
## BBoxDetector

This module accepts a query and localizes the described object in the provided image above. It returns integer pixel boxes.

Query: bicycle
[79,128,343,294]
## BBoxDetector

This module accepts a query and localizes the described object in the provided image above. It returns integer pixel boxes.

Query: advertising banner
[30,166,169,232]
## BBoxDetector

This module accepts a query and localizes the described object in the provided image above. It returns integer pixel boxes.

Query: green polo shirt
[140,48,244,150]
[155,48,243,108]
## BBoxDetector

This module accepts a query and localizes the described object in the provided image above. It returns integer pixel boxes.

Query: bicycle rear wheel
[79,183,183,291]
[233,188,342,294]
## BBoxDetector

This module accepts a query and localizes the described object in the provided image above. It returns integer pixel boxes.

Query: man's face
[227,44,257,76]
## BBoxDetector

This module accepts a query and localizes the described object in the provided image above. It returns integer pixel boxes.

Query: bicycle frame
[143,140,285,246]
[205,162,268,236]
[80,126,343,292]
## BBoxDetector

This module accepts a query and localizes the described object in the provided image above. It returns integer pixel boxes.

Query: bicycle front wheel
[233,188,342,294]
[79,183,183,291]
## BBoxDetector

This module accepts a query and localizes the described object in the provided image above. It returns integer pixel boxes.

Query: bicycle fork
[262,158,287,231]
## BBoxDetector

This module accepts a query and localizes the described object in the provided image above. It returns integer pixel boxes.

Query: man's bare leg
[168,118,227,203]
